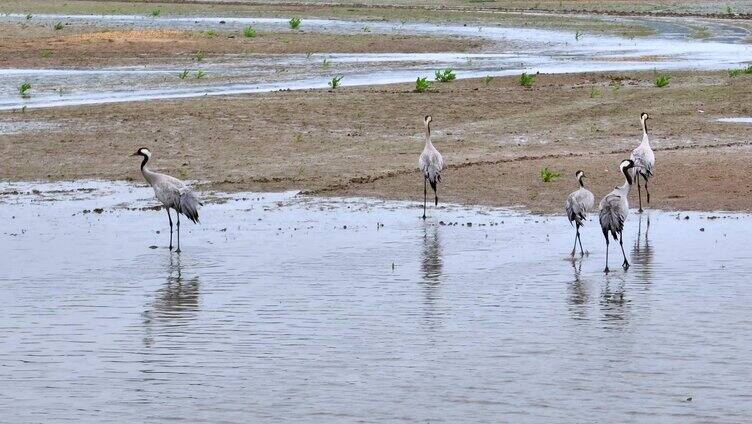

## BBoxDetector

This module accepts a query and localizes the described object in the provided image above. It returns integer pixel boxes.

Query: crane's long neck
[619,168,633,194]
[424,122,432,146]
[140,156,158,185]
[578,176,584,188]
[641,118,650,145]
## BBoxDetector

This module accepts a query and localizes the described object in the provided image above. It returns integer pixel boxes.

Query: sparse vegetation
[728,65,752,77]
[654,74,671,88]
[194,50,205,62]
[434,68,456,83]
[589,87,601,98]
[328,75,344,89]
[322,58,330,68]
[19,82,32,98]
[243,26,257,38]
[194,70,205,79]
[151,8,161,17]
[25,13,32,20]
[362,26,370,33]
[289,17,301,30]
[575,30,583,41]
[726,5,734,15]
[178,70,189,79]
[205,30,218,38]
[53,21,64,30]
[540,167,561,183]
[520,72,536,88]
[415,77,431,93]
[39,49,53,58]
[483,75,494,86]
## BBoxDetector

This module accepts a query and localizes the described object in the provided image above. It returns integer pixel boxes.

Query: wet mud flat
[2,181,752,422]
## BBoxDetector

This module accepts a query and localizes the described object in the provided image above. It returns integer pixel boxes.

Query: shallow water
[2,181,752,422]
[717,116,752,124]
[1,13,751,110]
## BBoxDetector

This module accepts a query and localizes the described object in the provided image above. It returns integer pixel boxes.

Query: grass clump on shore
[728,65,752,77]
[328,75,343,89]
[289,17,301,30]
[540,167,561,183]
[243,26,257,38]
[520,72,536,88]
[434,68,456,83]
[53,21,64,30]
[150,8,161,17]
[415,77,431,93]
[654,74,671,88]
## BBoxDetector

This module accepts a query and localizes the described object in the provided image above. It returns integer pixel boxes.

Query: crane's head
[424,115,432,126]
[132,147,151,158]
[620,159,635,184]
[640,112,650,122]
[575,170,585,180]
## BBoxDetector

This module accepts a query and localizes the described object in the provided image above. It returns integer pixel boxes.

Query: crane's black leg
[577,226,585,256]
[604,235,610,273]
[644,176,650,204]
[636,173,643,213]
[620,232,629,269]
[571,225,578,257]
[166,208,173,251]
[175,213,181,253]
[422,178,427,220]
[434,185,438,207]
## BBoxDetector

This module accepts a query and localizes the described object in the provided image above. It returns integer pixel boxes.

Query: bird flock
[135,112,654,274]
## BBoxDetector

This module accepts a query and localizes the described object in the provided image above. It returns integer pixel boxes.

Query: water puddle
[717,117,752,124]
[2,180,752,421]
[2,13,752,110]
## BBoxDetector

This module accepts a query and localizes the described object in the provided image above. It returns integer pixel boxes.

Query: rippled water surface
[2,181,752,422]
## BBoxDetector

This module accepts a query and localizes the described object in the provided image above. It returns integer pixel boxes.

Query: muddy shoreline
[3,69,752,214]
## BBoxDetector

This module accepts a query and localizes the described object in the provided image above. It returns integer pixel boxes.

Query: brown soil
[3,70,752,213]
[0,23,484,67]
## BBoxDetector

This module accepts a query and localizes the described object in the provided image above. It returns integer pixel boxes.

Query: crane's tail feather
[179,192,201,224]
[429,179,437,193]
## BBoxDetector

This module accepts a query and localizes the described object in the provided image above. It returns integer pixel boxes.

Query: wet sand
[3,70,752,213]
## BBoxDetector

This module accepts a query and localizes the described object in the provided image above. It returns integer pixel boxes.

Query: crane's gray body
[566,186,595,227]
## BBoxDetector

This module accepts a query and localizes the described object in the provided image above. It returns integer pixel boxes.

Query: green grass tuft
[178,70,189,79]
[289,17,301,29]
[328,75,344,89]
[243,26,256,38]
[434,68,456,83]
[415,77,431,93]
[654,74,671,88]
[151,8,161,17]
[540,167,561,183]
[19,82,32,97]
[520,72,536,88]
[53,21,64,30]
[194,70,205,79]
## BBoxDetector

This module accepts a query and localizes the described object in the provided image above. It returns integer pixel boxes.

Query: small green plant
[434,68,456,83]
[194,50,205,62]
[322,58,330,68]
[540,167,561,183]
[726,5,733,14]
[589,87,601,98]
[39,49,53,58]
[483,75,493,86]
[654,74,671,88]
[328,75,343,89]
[575,30,583,41]
[21,105,27,113]
[151,8,161,17]
[19,82,32,97]
[178,69,189,79]
[520,72,536,88]
[729,68,742,77]
[243,26,256,38]
[194,70,205,79]
[53,21,64,30]
[25,13,32,20]
[744,65,752,74]
[362,25,370,32]
[293,133,304,143]
[289,17,301,29]
[415,77,431,93]
[205,30,218,38]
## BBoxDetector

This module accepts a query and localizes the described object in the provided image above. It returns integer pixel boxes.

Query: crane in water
[418,115,444,219]
[565,170,595,257]
[630,112,655,212]
[133,148,201,252]
[599,159,635,273]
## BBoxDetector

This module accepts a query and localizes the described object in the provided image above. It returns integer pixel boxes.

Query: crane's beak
[131,151,139,156]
